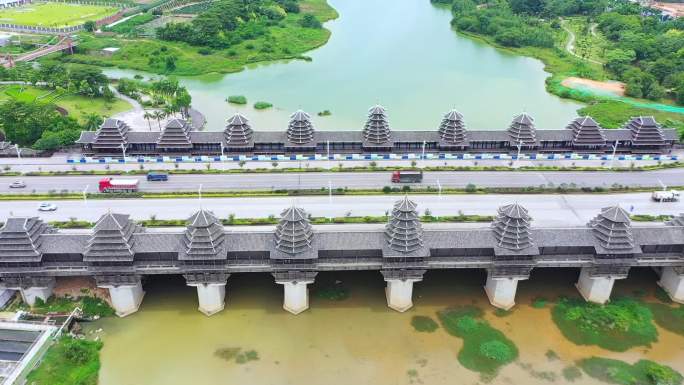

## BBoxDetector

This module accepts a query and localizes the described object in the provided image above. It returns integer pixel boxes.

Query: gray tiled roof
[363,105,392,145]
[666,214,684,227]
[287,110,315,145]
[0,217,52,262]
[385,196,424,253]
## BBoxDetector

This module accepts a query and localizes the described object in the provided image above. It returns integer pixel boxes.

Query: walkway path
[560,19,603,65]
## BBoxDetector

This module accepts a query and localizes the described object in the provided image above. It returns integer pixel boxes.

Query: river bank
[82,268,684,385]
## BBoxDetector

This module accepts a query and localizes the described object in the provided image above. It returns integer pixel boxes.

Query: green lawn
[0,3,118,27]
[27,337,103,385]
[57,0,338,76]
[0,85,131,123]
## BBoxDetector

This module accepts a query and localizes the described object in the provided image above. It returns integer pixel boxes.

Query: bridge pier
[185,273,230,316]
[1,277,55,307]
[382,270,424,313]
[96,276,144,317]
[576,267,627,304]
[658,267,684,304]
[484,272,528,310]
[274,272,317,315]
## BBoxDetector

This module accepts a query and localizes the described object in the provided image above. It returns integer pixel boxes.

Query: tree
[83,113,103,131]
[84,21,96,32]
[300,14,322,28]
[153,110,165,130]
[143,110,154,131]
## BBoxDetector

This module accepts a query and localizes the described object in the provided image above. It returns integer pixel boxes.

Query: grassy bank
[551,297,658,352]
[0,85,131,124]
[437,306,518,376]
[57,0,338,76]
[7,293,115,318]
[26,337,103,385]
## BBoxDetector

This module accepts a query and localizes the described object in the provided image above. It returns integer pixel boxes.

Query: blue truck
[146,172,169,182]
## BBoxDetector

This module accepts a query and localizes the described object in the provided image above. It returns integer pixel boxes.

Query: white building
[0,0,30,9]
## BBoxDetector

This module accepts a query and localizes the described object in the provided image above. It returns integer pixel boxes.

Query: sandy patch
[562,76,625,96]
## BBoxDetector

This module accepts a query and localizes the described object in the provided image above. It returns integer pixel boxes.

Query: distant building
[0,0,30,9]
[101,47,120,57]
[0,34,11,47]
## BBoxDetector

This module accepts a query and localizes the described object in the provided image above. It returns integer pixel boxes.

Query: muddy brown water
[84,268,684,385]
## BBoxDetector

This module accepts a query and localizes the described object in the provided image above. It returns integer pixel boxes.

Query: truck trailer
[391,171,423,183]
[98,178,140,193]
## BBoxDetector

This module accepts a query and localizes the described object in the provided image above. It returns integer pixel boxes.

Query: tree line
[155,0,321,49]
[440,0,684,104]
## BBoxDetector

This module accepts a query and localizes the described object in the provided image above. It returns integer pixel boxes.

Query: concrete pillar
[658,267,684,304]
[189,283,226,316]
[19,284,54,307]
[278,281,311,315]
[102,282,144,317]
[385,278,420,312]
[576,268,624,304]
[484,274,526,310]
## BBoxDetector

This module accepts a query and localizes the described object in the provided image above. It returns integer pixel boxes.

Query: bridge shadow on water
[136,267,663,316]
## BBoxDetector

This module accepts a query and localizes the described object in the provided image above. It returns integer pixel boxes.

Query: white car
[9,180,26,188]
[37,203,57,212]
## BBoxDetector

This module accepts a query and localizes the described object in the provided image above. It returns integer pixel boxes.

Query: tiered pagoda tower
[0,217,53,263]
[180,209,225,261]
[589,206,634,253]
[623,116,666,148]
[156,119,192,150]
[438,110,467,146]
[491,203,534,251]
[363,105,392,145]
[84,213,141,263]
[287,110,315,145]
[92,118,131,151]
[384,196,424,253]
[274,206,314,255]
[567,116,606,149]
[507,113,537,148]
[224,113,253,148]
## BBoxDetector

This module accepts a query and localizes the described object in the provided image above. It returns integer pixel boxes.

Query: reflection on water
[104,0,582,132]
[88,268,684,385]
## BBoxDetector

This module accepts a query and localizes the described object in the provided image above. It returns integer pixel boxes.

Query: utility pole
[421,140,426,161]
[328,180,332,203]
[120,143,127,163]
[198,184,203,208]
[437,179,442,200]
[14,144,21,160]
[608,140,619,169]
[82,185,89,205]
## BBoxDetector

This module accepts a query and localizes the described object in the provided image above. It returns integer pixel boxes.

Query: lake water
[104,0,583,132]
[85,268,684,385]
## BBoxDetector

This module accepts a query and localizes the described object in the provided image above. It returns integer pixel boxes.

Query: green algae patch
[437,306,518,375]
[411,316,439,333]
[647,303,684,337]
[313,284,349,301]
[214,347,259,364]
[562,365,583,382]
[551,297,657,351]
[579,357,683,385]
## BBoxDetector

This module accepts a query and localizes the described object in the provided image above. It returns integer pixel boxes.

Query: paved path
[1,169,683,193]
[561,19,603,65]
[2,193,681,226]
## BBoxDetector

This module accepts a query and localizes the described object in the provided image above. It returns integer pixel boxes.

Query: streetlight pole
[437,179,442,200]
[198,184,203,208]
[328,180,332,203]
[14,144,21,160]
[608,140,619,169]
[421,140,426,161]
[120,143,127,163]
[82,185,89,206]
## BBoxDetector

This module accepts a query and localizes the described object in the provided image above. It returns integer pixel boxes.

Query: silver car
[9,180,26,188]
[37,203,58,212]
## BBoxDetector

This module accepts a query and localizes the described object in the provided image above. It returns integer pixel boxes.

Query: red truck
[98,178,140,193]
[391,171,423,183]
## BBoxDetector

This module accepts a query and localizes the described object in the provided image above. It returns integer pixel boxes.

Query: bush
[300,14,322,28]
[479,340,514,362]
[465,183,477,193]
[253,101,273,109]
[227,95,247,104]
[579,357,683,385]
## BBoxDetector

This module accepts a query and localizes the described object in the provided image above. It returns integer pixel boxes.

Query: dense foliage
[0,99,82,150]
[442,0,684,104]
[156,0,320,48]
[437,306,518,375]
[551,297,658,351]
[0,62,110,98]
[26,337,103,385]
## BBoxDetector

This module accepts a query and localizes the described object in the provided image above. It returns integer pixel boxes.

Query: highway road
[1,193,681,226]
[1,169,683,193]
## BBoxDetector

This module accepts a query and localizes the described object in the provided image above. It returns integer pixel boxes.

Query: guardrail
[67,152,679,164]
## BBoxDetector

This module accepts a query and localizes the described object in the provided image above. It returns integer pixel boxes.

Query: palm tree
[143,110,153,131]
[153,110,165,130]
[83,113,103,131]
